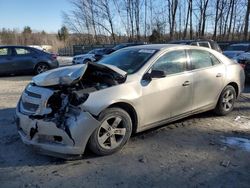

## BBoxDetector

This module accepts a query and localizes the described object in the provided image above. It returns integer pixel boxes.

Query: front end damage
[15,63,127,158]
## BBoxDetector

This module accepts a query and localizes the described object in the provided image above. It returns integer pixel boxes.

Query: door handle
[216,73,222,77]
[182,81,191,86]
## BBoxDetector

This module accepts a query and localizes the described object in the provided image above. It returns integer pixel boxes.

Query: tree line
[0,27,61,51]
[1,0,250,49]
[63,0,250,43]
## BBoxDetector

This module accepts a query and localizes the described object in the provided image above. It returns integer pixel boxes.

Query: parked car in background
[72,48,114,64]
[168,39,222,53]
[0,45,59,75]
[217,42,231,51]
[223,43,250,59]
[112,42,145,51]
[16,44,244,158]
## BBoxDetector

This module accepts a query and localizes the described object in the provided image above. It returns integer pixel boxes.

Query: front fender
[80,81,141,118]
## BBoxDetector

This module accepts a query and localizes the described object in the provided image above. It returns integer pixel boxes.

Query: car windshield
[88,49,107,55]
[226,45,249,51]
[98,48,157,74]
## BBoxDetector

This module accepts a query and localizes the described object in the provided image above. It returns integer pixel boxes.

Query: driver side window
[152,50,187,75]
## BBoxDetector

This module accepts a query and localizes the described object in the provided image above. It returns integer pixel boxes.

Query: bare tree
[95,0,116,43]
[134,0,140,40]
[183,0,190,39]
[213,0,220,39]
[167,0,178,39]
[196,0,209,37]
[189,0,193,39]
[244,0,250,40]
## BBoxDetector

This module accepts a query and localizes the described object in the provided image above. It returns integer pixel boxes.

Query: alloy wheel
[222,90,234,111]
[37,64,49,74]
[97,116,126,150]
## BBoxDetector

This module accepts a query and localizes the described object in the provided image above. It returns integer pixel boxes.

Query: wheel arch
[34,61,50,69]
[107,102,138,134]
[226,82,239,97]
[83,58,92,63]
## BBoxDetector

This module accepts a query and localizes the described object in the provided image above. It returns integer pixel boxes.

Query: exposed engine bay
[29,62,127,115]
[45,63,126,116]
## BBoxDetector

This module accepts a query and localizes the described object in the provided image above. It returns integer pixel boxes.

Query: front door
[0,47,13,74]
[139,50,193,127]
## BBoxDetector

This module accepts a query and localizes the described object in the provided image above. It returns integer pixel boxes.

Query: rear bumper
[15,103,100,158]
[49,60,59,68]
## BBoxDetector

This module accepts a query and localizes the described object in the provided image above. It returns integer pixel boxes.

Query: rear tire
[88,108,132,155]
[214,85,236,116]
[34,63,49,74]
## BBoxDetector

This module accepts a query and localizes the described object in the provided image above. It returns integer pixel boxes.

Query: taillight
[51,53,57,60]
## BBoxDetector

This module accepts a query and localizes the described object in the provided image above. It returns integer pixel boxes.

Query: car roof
[125,44,188,50]
[123,44,224,54]
[0,45,33,48]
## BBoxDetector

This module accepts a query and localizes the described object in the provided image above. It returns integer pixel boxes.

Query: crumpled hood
[223,51,245,58]
[32,63,127,87]
[33,64,87,86]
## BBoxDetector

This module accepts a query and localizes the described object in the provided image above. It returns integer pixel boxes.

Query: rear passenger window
[189,50,213,69]
[15,48,31,55]
[209,53,221,65]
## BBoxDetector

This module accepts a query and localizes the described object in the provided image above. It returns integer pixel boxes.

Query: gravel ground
[0,63,250,187]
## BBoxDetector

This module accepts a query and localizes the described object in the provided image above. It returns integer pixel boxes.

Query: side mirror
[143,70,166,81]
[150,70,166,78]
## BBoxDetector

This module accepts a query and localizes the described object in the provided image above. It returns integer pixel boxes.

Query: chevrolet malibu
[16,44,245,158]
[0,45,59,75]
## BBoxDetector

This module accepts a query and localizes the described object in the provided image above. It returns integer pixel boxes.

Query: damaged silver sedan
[16,44,245,158]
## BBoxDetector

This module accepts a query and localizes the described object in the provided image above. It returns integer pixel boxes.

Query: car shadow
[133,110,215,138]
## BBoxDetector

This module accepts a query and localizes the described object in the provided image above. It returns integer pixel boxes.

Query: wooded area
[0,0,250,48]
[63,0,250,43]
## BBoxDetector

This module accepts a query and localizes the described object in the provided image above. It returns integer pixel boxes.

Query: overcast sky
[0,0,71,33]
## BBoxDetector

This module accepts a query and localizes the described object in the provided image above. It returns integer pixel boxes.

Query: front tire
[88,108,132,155]
[214,85,236,115]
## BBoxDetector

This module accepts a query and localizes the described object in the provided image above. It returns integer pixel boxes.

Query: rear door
[0,47,13,74]
[12,47,36,72]
[188,49,225,110]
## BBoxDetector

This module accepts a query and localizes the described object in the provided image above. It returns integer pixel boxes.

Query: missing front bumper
[15,107,100,157]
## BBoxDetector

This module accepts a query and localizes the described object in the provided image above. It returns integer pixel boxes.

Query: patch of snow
[222,137,250,152]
